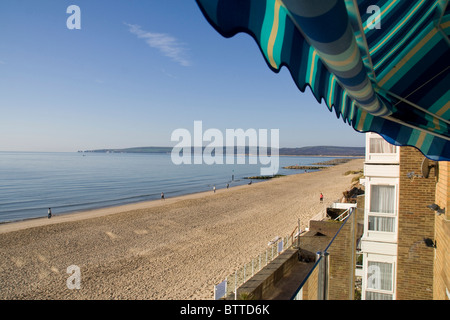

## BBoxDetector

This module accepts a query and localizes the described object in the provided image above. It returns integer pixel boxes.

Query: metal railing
[291,207,356,300]
[214,206,357,300]
[214,225,301,300]
[334,207,351,221]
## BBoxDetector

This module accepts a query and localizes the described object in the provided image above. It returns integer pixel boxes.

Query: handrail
[290,207,355,300]
[324,207,354,253]
[334,207,351,221]
[290,255,323,300]
[289,225,299,244]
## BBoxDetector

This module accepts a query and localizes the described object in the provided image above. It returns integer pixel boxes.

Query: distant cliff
[82,146,364,156]
[83,147,173,154]
[278,146,364,156]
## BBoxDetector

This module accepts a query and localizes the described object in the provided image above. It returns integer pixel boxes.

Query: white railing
[214,229,299,300]
[214,201,356,300]
[290,207,356,300]
[335,207,351,221]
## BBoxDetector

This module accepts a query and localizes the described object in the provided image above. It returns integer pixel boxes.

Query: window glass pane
[370,185,395,214]
[367,261,393,291]
[366,291,393,300]
[370,138,396,153]
[368,216,395,232]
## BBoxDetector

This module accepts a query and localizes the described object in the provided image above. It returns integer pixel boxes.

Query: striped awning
[196,0,450,161]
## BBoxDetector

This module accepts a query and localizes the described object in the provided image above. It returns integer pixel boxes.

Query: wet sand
[0,159,363,300]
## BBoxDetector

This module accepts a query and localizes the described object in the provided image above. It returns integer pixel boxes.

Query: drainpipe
[317,251,330,300]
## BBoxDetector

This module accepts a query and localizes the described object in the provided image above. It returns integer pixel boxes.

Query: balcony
[220,207,360,300]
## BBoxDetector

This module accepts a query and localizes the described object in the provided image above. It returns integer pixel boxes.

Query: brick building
[434,160,450,299]
[397,147,436,299]
[361,132,448,300]
[233,132,449,300]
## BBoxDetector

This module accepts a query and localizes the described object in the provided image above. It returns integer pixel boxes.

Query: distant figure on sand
[48,208,52,219]
[213,186,216,193]
[248,180,252,185]
[320,193,323,203]
[226,183,229,189]
[161,192,165,200]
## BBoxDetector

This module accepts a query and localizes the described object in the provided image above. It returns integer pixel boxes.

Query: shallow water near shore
[0,158,363,299]
[0,151,348,223]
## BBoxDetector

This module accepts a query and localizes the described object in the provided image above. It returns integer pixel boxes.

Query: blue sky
[0,0,365,152]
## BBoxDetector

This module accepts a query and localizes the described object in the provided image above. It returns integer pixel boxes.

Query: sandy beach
[0,159,363,300]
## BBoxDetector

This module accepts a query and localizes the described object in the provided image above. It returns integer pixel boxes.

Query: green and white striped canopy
[196,0,450,161]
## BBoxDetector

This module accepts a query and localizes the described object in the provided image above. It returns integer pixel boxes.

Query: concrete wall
[236,249,303,300]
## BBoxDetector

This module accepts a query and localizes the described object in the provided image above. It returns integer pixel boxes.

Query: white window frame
[365,133,399,164]
[363,254,396,300]
[365,178,399,242]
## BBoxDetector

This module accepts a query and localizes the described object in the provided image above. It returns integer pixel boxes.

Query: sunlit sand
[0,159,363,299]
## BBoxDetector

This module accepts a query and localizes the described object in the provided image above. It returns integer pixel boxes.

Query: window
[369,185,396,232]
[366,261,394,300]
[365,291,393,300]
[367,261,393,291]
[369,137,397,154]
[365,133,399,163]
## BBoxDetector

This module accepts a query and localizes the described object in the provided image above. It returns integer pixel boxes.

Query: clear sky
[0,0,365,152]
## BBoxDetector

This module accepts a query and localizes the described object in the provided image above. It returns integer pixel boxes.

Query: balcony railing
[291,207,356,300]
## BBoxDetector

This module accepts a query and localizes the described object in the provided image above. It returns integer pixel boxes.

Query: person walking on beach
[320,193,323,203]
[48,208,52,219]
[226,183,229,189]
[213,186,216,193]
[161,192,165,200]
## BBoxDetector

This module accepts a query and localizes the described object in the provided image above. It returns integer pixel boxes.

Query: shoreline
[0,180,255,235]
[0,159,364,299]
[0,155,362,227]
[0,157,357,231]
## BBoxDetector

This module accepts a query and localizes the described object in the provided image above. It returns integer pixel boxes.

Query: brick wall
[397,147,436,299]
[434,161,450,300]
[301,265,319,300]
[301,217,357,300]
[328,215,356,300]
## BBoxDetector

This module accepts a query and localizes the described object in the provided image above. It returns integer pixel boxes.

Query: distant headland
[79,146,365,157]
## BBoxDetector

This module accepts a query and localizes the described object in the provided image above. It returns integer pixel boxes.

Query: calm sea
[0,151,341,223]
